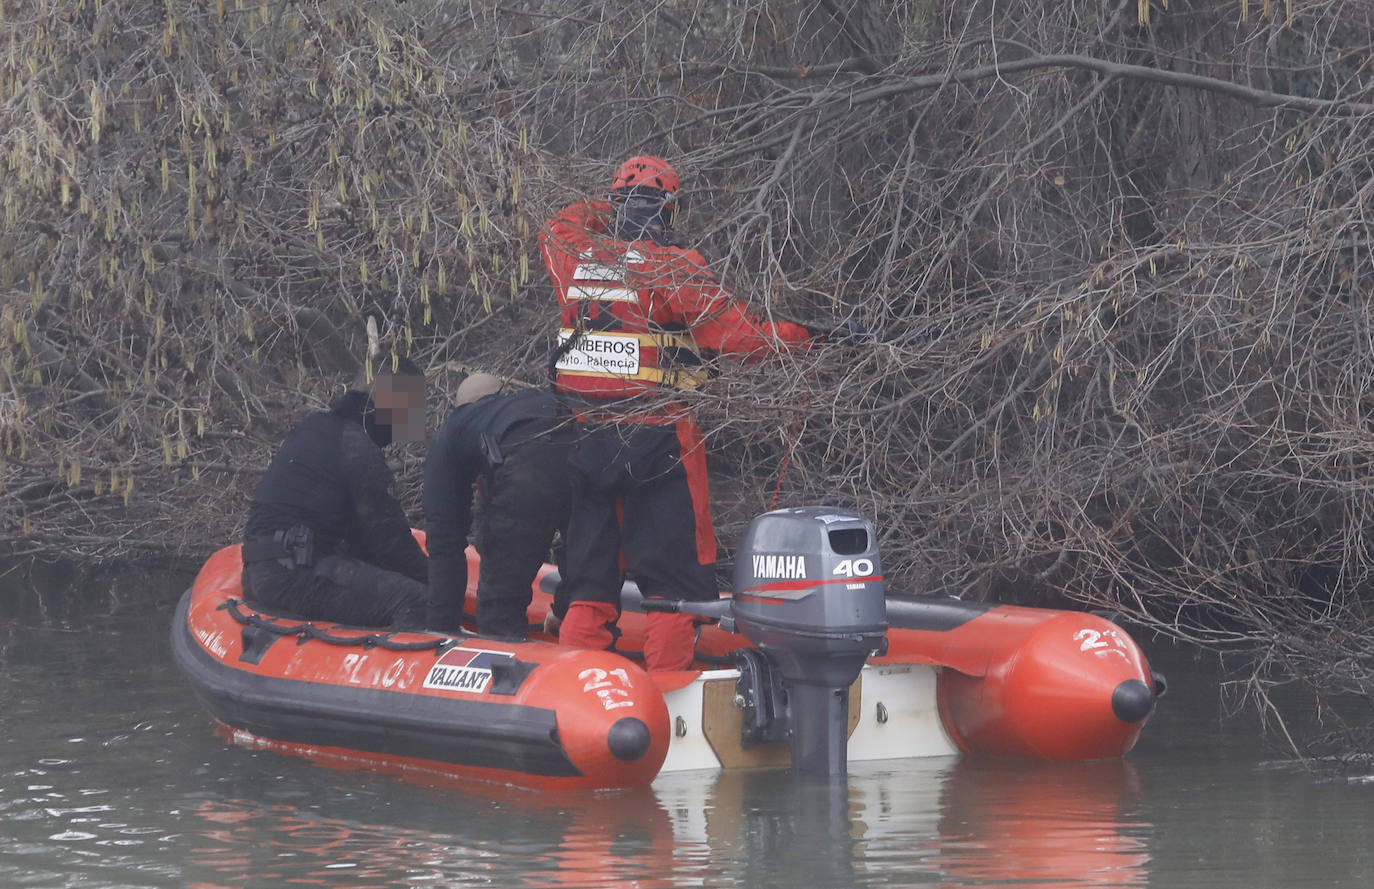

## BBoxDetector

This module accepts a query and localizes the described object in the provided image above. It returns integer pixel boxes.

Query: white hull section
[656,661,958,775]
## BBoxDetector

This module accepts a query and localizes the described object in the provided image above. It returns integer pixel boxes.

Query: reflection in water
[933,759,1149,887]
[188,797,415,888]
[183,783,686,889]
[187,796,471,888]
[502,787,682,889]
[655,758,1150,888]
[173,759,1151,888]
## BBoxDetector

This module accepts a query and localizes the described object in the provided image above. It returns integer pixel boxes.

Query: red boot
[644,611,698,672]
[558,601,620,651]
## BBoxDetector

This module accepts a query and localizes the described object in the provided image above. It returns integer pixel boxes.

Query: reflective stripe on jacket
[540,199,809,402]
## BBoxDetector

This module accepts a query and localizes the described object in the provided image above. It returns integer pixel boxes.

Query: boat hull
[173,536,1159,788]
[172,545,670,791]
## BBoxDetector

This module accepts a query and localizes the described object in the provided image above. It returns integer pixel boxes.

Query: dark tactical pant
[242,554,427,630]
[562,419,718,610]
[472,432,574,638]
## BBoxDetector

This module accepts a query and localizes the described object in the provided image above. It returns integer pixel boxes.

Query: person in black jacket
[423,373,573,639]
[240,358,429,629]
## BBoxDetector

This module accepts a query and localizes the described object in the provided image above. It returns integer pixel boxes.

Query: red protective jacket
[539,200,809,404]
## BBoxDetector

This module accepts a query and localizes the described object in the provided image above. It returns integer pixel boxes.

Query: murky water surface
[2,569,1372,887]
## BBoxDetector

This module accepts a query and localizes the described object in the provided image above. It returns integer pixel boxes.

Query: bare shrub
[4,1,1374,750]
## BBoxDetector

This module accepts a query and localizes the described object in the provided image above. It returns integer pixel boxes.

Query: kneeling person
[241,358,430,629]
[423,373,573,638]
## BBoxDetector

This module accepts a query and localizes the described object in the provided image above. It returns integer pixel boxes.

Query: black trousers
[242,554,427,630]
[562,420,718,609]
[472,432,574,638]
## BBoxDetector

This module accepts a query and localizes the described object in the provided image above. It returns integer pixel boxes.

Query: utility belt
[561,395,692,428]
[241,525,315,570]
[479,416,574,468]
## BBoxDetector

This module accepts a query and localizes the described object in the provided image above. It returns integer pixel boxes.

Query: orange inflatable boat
[172,507,1163,789]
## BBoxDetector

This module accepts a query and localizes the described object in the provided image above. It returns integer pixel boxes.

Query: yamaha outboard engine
[730,507,888,777]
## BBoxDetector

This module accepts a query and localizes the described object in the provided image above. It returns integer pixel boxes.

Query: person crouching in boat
[423,372,574,639]
[539,155,812,671]
[239,356,429,630]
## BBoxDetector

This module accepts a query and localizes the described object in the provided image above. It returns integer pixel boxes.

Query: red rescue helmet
[611,155,680,195]
[609,155,681,239]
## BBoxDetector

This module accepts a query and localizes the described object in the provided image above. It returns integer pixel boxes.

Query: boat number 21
[1073,627,1129,660]
[578,667,636,710]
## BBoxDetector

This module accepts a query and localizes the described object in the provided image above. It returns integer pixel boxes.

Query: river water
[2,566,1372,888]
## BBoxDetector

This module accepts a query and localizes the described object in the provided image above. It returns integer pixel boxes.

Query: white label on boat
[423,647,508,694]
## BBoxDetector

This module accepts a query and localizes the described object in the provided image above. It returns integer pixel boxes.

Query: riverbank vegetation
[3,2,1373,755]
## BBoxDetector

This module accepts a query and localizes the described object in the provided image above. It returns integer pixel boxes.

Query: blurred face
[371,373,425,443]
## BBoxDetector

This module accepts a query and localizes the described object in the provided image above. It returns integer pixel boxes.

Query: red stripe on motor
[741,576,884,595]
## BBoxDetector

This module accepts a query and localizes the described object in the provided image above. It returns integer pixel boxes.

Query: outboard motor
[730,507,888,777]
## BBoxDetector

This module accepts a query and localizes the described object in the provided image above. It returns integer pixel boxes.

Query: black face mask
[610,190,671,245]
[362,405,393,448]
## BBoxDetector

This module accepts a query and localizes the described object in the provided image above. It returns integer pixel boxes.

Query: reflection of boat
[187,786,680,889]
[185,759,1150,889]
[654,758,1150,888]
[932,759,1150,888]
[173,508,1162,789]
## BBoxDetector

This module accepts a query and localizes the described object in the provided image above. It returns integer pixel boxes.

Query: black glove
[802,318,875,342]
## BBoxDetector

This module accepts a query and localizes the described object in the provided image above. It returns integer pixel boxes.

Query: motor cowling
[731,507,888,777]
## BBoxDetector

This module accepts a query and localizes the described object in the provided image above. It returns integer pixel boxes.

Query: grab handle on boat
[639,597,733,622]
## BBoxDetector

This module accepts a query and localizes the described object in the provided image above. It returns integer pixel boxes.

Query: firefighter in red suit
[539,155,811,671]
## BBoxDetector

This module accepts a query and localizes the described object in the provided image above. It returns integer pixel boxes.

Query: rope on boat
[222,598,454,653]
[220,599,733,665]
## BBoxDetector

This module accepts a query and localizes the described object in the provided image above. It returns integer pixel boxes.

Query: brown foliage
[4,2,1374,748]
